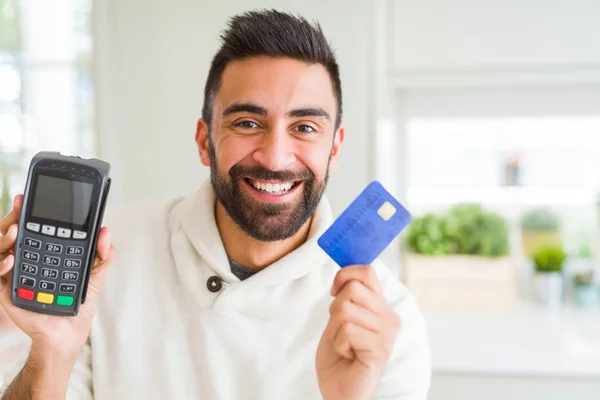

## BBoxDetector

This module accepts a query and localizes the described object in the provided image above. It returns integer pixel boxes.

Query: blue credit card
[318,181,412,267]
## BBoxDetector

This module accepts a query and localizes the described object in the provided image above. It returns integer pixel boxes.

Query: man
[0,9,430,400]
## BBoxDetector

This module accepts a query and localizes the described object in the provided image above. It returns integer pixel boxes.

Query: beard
[208,140,329,242]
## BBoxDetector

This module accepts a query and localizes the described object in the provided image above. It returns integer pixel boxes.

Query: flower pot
[573,285,599,308]
[534,272,563,306]
[403,253,517,312]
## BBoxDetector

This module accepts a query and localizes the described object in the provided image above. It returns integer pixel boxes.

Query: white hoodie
[1,180,431,399]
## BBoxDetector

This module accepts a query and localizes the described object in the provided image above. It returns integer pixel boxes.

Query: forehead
[215,57,337,115]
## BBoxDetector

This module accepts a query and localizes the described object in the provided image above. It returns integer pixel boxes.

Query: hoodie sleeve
[0,338,94,399]
[372,261,432,400]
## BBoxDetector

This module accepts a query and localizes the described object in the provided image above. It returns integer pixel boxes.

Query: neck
[215,202,312,270]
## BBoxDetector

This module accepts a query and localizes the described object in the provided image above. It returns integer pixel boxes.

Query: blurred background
[1,0,600,399]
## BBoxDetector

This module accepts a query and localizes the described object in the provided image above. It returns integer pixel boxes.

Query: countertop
[424,301,600,377]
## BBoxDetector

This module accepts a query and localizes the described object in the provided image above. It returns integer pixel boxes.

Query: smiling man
[0,9,431,400]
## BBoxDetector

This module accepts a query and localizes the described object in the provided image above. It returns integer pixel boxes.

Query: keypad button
[39,281,56,291]
[42,225,56,236]
[22,250,40,263]
[57,228,71,238]
[57,296,74,306]
[42,256,61,267]
[73,231,87,240]
[59,284,76,293]
[17,288,34,301]
[62,271,79,281]
[64,259,82,268]
[19,276,36,288]
[66,246,84,256]
[20,263,38,275]
[37,293,54,304]
[26,222,40,232]
[45,243,63,254]
[24,238,41,249]
[41,268,59,279]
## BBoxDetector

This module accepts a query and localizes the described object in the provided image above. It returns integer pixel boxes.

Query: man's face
[196,57,344,242]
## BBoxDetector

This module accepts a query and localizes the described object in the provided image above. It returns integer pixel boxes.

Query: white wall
[392,0,600,73]
[94,0,375,217]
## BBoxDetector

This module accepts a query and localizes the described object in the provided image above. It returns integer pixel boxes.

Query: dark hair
[202,9,342,131]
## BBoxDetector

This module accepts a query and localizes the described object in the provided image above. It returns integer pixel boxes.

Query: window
[405,115,600,252]
[0,0,94,215]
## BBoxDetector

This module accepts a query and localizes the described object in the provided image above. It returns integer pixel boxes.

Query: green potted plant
[404,213,455,256]
[532,243,567,306]
[403,204,515,312]
[572,270,598,308]
[520,208,560,256]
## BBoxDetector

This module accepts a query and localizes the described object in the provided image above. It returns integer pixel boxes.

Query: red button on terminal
[18,288,34,301]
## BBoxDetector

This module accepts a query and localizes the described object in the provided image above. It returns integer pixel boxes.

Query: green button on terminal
[56,296,74,306]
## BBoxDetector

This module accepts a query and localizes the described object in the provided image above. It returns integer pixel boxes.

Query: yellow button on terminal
[37,292,55,304]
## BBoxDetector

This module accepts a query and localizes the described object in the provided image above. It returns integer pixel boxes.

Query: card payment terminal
[11,152,111,316]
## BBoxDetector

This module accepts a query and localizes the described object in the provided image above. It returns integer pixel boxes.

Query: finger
[333,322,385,362]
[0,254,15,277]
[0,195,23,235]
[85,228,115,299]
[330,280,387,316]
[333,322,356,360]
[0,255,15,303]
[0,224,18,257]
[324,300,381,343]
[0,258,16,316]
[331,265,382,296]
[95,227,112,262]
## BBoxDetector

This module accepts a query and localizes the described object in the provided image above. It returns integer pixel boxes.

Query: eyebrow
[287,107,330,121]
[221,102,330,121]
[222,102,267,117]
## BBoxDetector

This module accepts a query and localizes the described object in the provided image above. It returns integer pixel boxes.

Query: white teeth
[250,180,295,194]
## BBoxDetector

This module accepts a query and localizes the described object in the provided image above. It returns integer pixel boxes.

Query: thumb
[87,227,115,297]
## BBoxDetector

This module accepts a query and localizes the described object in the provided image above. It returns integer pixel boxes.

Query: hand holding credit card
[318,181,412,267]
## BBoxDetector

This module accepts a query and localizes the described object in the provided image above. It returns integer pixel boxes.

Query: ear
[195,118,211,167]
[328,125,345,174]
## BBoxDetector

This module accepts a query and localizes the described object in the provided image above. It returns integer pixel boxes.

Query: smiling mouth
[243,178,301,195]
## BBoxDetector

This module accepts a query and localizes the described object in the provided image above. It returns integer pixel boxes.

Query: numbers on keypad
[64,259,82,268]
[42,255,61,267]
[39,281,56,291]
[45,243,63,254]
[20,276,36,287]
[59,284,76,293]
[62,271,79,281]
[41,268,59,279]
[20,263,38,275]
[24,238,41,249]
[22,251,39,262]
[66,246,84,256]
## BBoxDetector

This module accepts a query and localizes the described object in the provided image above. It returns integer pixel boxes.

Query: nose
[252,128,296,171]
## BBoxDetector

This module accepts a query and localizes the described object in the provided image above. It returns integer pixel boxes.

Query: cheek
[214,135,257,171]
[297,142,333,179]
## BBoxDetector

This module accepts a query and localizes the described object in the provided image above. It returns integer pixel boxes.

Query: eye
[235,120,259,129]
[295,124,316,134]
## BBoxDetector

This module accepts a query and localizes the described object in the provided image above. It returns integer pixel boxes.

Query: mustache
[229,165,314,182]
